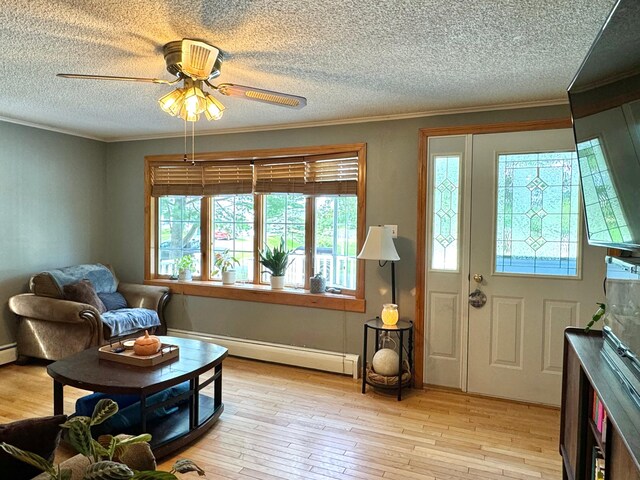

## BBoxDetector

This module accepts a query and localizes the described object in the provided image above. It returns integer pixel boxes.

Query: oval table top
[47,336,228,395]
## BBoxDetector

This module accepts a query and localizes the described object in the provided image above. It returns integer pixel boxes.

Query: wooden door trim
[414,117,572,387]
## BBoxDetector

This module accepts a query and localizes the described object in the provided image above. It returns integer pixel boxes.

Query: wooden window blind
[253,158,307,194]
[304,153,358,195]
[150,163,204,196]
[151,153,358,197]
[150,161,253,197]
[254,153,358,195]
[202,162,253,195]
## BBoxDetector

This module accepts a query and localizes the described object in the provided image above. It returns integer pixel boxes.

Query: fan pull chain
[191,121,196,166]
[183,117,188,162]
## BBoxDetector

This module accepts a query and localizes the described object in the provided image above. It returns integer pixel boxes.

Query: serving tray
[98,343,179,367]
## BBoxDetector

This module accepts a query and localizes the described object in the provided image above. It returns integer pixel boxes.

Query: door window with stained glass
[431,155,461,271]
[495,151,580,277]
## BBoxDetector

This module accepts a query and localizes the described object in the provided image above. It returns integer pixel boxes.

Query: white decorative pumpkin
[372,348,400,376]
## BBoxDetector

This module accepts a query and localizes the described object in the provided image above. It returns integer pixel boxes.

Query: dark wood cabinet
[561,328,640,480]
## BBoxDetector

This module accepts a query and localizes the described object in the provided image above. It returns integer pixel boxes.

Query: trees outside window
[158,196,201,276]
[212,194,254,281]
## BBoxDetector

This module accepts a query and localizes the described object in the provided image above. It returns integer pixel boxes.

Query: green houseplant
[0,398,204,479]
[585,302,606,332]
[259,237,293,289]
[212,249,240,285]
[176,254,196,281]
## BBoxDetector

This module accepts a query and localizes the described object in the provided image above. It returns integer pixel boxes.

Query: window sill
[145,279,366,313]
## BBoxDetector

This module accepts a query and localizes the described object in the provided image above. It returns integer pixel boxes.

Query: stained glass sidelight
[577,138,631,244]
[495,151,580,276]
[431,155,460,271]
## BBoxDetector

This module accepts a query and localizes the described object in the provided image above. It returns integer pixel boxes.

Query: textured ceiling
[0,0,616,141]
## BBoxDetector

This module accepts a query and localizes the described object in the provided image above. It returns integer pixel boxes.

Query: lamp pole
[391,261,396,305]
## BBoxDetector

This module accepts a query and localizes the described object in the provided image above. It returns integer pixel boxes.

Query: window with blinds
[145,143,366,304]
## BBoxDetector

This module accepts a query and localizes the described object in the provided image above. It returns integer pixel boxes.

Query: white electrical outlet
[384,224,398,238]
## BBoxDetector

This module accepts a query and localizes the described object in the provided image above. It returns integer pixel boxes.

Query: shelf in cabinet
[589,418,606,455]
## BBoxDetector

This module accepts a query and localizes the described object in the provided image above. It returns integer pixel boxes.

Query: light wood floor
[0,357,562,480]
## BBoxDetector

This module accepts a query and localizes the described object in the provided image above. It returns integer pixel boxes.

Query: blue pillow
[97,292,128,311]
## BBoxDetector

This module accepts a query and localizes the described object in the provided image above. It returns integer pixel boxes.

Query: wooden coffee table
[47,336,227,458]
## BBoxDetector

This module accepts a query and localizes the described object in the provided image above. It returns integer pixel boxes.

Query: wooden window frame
[145,143,367,313]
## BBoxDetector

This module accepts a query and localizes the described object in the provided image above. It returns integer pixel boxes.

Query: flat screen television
[568,0,640,252]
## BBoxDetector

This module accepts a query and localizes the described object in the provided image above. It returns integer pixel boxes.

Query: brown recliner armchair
[8,264,170,363]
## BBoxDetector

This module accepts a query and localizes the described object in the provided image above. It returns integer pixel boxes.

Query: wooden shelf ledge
[145,279,366,313]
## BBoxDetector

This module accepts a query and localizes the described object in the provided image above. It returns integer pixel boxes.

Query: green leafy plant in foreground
[585,302,606,332]
[0,398,204,479]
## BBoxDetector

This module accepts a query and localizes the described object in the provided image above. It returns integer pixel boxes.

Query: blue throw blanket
[101,308,160,337]
[46,263,118,294]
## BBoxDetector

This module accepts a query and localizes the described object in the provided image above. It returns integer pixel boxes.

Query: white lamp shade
[357,226,400,261]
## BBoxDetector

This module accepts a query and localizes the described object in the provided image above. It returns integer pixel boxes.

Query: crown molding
[106,97,569,142]
[0,115,103,141]
[1,97,569,143]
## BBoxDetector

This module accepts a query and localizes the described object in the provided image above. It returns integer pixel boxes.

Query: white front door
[424,128,606,405]
[466,129,605,405]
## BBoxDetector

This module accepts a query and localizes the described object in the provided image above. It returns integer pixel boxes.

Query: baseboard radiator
[0,343,17,365]
[167,328,360,379]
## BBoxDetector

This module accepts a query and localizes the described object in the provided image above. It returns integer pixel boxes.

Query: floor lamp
[357,225,400,305]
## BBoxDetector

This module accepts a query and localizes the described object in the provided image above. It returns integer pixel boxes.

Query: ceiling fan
[57,39,307,122]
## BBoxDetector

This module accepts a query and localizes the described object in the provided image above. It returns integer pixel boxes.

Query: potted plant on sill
[176,254,196,281]
[259,237,293,290]
[213,249,240,285]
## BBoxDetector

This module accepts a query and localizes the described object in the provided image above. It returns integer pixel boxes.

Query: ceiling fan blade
[57,73,175,85]
[214,83,307,109]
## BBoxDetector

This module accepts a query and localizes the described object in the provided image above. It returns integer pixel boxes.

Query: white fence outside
[286,253,356,289]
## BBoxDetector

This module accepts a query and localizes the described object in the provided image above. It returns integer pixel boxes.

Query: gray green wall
[0,105,573,353]
[105,104,571,355]
[0,122,108,347]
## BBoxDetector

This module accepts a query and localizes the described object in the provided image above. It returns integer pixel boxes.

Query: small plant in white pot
[213,249,240,285]
[176,254,196,281]
[259,237,293,289]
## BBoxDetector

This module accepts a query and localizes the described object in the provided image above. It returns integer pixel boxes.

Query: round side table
[361,318,413,401]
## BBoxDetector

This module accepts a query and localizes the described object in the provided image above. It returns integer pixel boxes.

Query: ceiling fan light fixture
[177,104,200,122]
[204,94,225,121]
[58,38,307,125]
[158,88,184,116]
[182,83,207,116]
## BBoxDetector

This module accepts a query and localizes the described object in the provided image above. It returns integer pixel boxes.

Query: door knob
[473,273,483,284]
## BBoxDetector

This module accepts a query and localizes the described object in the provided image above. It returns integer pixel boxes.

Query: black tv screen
[568,0,640,251]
